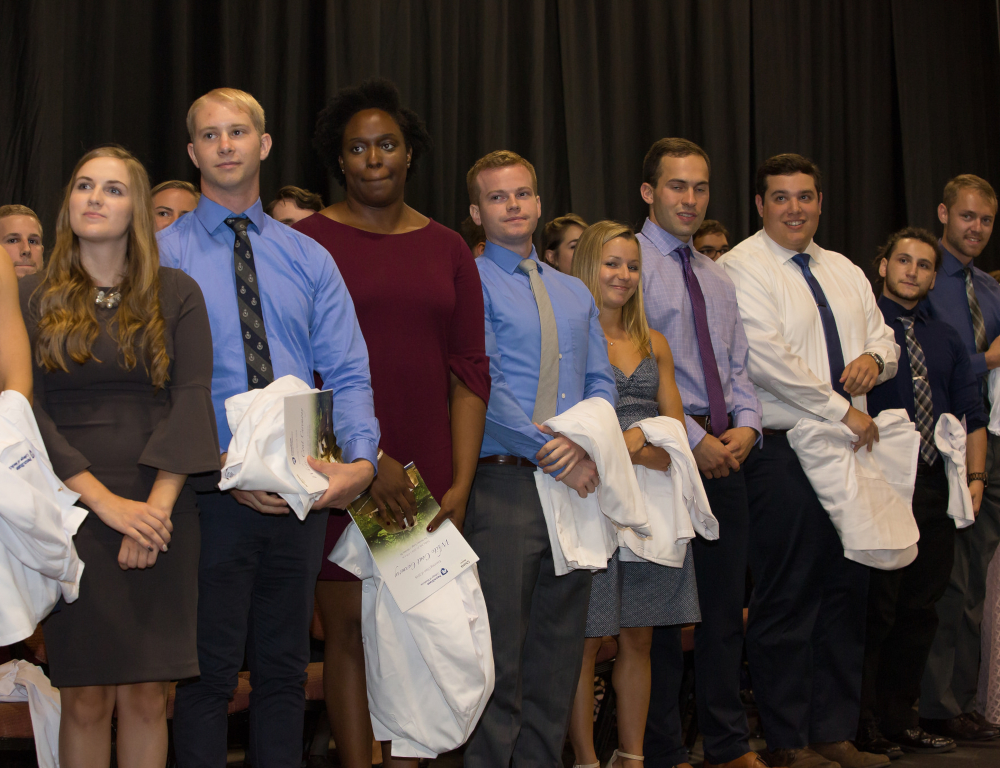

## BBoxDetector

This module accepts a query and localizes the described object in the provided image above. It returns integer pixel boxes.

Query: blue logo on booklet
[440,568,448,575]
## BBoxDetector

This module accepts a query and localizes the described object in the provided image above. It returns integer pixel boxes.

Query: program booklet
[284,389,341,495]
[347,463,478,611]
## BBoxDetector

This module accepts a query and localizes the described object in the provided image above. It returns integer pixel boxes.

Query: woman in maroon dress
[294,79,490,768]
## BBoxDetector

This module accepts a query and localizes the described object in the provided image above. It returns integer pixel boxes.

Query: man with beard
[856,227,987,758]
[919,174,1000,742]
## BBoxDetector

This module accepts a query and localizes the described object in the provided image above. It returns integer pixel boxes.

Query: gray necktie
[519,258,560,423]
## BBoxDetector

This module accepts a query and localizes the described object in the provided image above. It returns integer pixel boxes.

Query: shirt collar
[483,240,542,275]
[877,293,926,325]
[194,194,266,237]
[939,240,971,277]
[640,217,690,259]
[761,228,817,264]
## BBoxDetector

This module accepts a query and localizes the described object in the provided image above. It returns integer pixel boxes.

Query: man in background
[266,185,323,226]
[459,214,486,256]
[152,180,200,232]
[694,218,731,261]
[0,204,44,277]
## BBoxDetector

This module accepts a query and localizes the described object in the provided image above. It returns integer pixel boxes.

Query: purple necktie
[678,246,728,437]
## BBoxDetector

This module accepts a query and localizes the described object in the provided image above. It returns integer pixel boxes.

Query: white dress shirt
[721,230,899,429]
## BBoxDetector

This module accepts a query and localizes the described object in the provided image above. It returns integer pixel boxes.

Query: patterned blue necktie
[898,315,938,465]
[792,253,848,400]
[226,217,273,390]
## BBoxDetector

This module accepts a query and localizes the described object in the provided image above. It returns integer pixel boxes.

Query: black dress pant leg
[875,470,953,734]
[645,625,690,768]
[691,470,752,764]
[744,434,869,750]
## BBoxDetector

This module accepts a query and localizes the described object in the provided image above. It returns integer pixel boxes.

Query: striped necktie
[898,315,938,465]
[964,266,988,353]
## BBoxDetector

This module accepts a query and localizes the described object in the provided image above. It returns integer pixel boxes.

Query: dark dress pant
[173,490,328,768]
[920,433,1000,719]
[861,466,954,735]
[645,470,752,766]
[744,433,869,749]
[463,465,593,768]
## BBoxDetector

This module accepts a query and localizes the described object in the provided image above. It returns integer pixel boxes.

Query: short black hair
[313,78,432,187]
[642,138,711,188]
[756,153,822,198]
[872,226,941,291]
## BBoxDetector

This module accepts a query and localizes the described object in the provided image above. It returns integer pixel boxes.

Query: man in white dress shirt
[721,154,899,768]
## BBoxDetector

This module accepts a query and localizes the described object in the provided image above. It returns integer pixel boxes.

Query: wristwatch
[862,351,885,376]
[968,472,989,487]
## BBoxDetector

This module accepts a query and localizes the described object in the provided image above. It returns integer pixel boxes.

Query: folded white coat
[618,416,718,567]
[787,408,919,570]
[0,390,86,646]
[534,397,647,575]
[330,523,494,759]
[0,659,61,768]
[934,413,975,529]
[989,368,1000,436]
[219,375,322,519]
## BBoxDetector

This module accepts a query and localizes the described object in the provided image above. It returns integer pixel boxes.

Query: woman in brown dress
[19,146,219,768]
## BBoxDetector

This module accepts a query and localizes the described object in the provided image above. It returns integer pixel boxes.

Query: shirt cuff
[685,415,707,450]
[972,351,988,379]
[734,411,763,447]
[819,392,853,423]
[341,438,380,477]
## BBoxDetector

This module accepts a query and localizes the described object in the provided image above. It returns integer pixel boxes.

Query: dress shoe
[703,752,770,768]
[885,727,955,754]
[853,720,903,761]
[920,713,1000,742]
[811,741,889,767]
[967,710,1000,732]
[759,747,839,768]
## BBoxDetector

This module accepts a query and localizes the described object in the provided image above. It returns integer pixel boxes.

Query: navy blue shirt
[868,295,988,444]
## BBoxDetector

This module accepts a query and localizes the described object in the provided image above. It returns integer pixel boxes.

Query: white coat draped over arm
[787,408,919,570]
[934,413,976,528]
[0,390,87,646]
[618,415,717,567]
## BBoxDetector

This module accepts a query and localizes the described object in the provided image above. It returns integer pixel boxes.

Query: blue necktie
[792,253,848,400]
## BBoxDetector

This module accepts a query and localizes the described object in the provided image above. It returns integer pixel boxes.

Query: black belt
[478,455,538,470]
[916,460,944,477]
[762,427,788,436]
[686,413,734,433]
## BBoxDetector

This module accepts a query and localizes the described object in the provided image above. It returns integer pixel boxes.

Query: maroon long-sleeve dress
[293,214,490,580]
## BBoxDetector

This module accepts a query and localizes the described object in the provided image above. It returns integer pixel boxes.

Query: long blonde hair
[33,146,170,389]
[572,220,652,359]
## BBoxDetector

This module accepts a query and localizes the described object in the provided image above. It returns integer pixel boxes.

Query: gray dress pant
[920,433,1000,718]
[463,464,593,768]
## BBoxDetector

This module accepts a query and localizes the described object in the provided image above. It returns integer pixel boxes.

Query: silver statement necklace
[94,287,122,309]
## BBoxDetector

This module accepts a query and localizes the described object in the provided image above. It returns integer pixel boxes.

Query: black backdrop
[3,0,1000,272]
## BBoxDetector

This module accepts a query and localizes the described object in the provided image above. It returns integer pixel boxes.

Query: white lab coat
[618,416,718,567]
[988,368,1000,436]
[787,408,920,570]
[0,390,86,646]
[0,660,60,768]
[218,375,322,519]
[934,413,976,529]
[330,523,494,759]
[533,398,647,575]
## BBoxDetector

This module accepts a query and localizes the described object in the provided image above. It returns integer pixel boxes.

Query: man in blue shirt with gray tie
[462,150,617,767]
[920,174,1000,742]
[158,88,380,768]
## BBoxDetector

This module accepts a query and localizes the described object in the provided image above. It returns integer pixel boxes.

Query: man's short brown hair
[872,226,941,291]
[467,150,538,206]
[265,186,324,217]
[942,174,998,212]
[0,204,43,238]
[756,153,822,198]
[694,219,730,243]
[642,138,711,188]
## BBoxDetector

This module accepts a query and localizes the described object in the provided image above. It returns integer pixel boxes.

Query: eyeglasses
[699,245,730,260]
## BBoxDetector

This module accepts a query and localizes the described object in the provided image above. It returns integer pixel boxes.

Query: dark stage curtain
[2,0,999,271]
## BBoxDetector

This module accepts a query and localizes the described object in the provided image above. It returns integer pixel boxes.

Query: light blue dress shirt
[158,196,380,467]
[638,218,762,449]
[924,242,1000,380]
[477,241,617,461]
